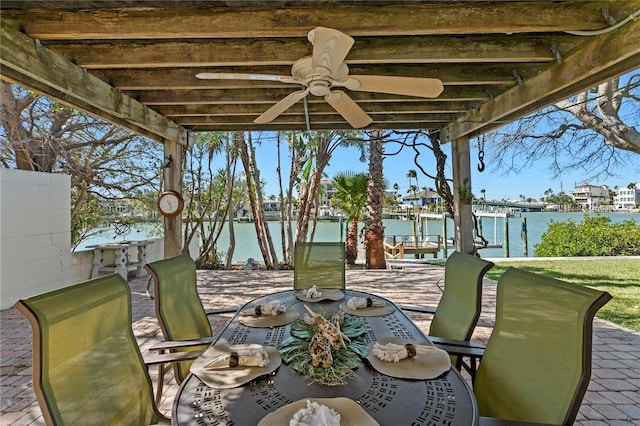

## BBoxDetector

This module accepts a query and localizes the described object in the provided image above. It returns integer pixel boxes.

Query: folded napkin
[302,285,322,299]
[372,341,439,363]
[289,400,341,426]
[240,301,286,317]
[346,296,385,310]
[204,346,270,369]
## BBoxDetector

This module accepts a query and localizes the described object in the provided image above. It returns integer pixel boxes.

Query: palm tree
[392,183,400,208]
[406,169,417,193]
[365,131,387,269]
[332,171,369,265]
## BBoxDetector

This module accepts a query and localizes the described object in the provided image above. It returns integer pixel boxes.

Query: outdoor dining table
[172,289,479,425]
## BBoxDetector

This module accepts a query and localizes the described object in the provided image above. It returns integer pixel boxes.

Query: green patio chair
[294,241,346,289]
[400,251,494,373]
[145,254,238,387]
[14,274,172,425]
[474,267,611,425]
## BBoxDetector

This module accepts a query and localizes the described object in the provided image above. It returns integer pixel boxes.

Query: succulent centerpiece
[277,307,368,385]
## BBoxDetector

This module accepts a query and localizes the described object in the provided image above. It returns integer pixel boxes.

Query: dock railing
[384,235,442,259]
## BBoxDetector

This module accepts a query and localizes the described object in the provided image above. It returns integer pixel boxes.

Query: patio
[1,262,639,425]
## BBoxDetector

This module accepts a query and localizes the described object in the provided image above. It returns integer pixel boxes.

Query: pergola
[2,1,639,258]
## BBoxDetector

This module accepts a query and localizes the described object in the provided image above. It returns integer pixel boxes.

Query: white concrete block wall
[1,168,196,309]
[0,169,72,309]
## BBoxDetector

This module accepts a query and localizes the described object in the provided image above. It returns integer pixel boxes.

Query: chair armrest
[144,349,204,366]
[429,336,486,350]
[149,337,215,351]
[480,417,555,426]
[432,340,485,359]
[398,305,437,314]
[205,307,239,315]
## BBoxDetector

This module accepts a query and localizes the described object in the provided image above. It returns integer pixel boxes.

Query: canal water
[79,211,638,261]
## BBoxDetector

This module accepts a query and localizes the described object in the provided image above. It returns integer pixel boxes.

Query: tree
[236,132,280,269]
[488,73,640,181]
[385,130,455,218]
[364,130,387,269]
[0,83,161,249]
[406,169,417,193]
[223,132,239,269]
[181,132,243,268]
[293,130,366,243]
[331,171,368,265]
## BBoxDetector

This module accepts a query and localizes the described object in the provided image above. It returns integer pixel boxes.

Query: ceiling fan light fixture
[309,80,331,96]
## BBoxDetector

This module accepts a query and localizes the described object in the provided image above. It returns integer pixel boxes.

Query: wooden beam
[154,101,470,117]
[0,22,190,146]
[3,3,634,39]
[175,113,452,126]
[46,34,569,68]
[92,64,522,90]
[163,141,183,258]
[451,136,475,255]
[133,86,491,105]
[187,121,446,132]
[442,16,640,142]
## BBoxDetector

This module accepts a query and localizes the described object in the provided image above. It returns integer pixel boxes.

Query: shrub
[534,215,640,257]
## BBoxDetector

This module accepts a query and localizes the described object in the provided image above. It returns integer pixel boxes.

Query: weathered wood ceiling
[1,1,639,145]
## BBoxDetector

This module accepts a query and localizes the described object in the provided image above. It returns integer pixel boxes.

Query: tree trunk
[555,79,640,154]
[236,132,273,268]
[365,131,387,269]
[276,132,289,265]
[247,134,280,269]
[1,82,67,172]
[296,166,324,242]
[345,217,359,265]
[225,132,237,269]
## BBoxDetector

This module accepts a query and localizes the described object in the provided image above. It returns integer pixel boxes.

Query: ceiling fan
[196,27,444,129]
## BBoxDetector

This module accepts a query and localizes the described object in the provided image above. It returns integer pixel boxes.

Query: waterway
[78,211,638,262]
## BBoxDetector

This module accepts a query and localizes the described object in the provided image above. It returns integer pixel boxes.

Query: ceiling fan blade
[196,72,299,84]
[308,27,354,76]
[254,88,310,124]
[324,90,372,129]
[346,75,444,98]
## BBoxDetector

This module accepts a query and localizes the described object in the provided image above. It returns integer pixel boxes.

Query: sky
[233,134,639,202]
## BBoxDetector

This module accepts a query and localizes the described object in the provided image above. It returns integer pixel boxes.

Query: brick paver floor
[1,262,639,425]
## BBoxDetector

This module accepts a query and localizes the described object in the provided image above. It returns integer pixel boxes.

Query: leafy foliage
[535,215,640,256]
[277,312,368,386]
[332,171,369,264]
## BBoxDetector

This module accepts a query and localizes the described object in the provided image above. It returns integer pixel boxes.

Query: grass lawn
[485,258,640,332]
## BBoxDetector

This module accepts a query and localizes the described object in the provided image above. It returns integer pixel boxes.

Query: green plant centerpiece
[277,306,368,385]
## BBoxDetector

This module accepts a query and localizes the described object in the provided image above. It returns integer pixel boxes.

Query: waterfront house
[402,188,443,207]
[614,185,640,210]
[571,184,610,210]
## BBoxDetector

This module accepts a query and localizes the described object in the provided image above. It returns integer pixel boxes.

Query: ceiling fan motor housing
[309,80,331,96]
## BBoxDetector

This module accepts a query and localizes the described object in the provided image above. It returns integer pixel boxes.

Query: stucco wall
[0,169,73,309]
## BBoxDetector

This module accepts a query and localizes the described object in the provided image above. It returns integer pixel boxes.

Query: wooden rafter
[0,22,192,146]
[1,1,639,134]
[442,16,640,142]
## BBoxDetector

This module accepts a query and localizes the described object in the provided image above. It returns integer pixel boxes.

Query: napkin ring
[405,344,417,358]
[228,351,240,367]
[254,305,262,316]
[366,297,373,307]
